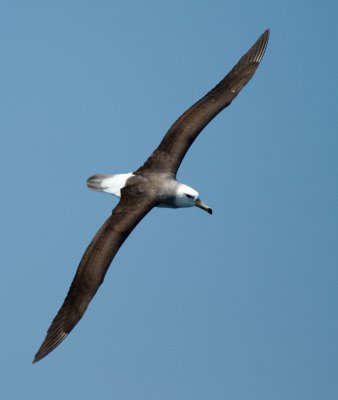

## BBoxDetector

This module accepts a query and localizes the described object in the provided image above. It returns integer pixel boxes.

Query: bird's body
[87,172,206,210]
[34,29,270,363]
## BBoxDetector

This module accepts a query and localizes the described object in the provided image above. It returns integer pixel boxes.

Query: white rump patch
[87,173,134,197]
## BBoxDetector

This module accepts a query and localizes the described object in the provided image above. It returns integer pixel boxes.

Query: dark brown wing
[137,29,269,176]
[33,190,154,363]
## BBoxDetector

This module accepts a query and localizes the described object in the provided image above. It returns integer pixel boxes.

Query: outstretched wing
[33,190,154,363]
[137,29,269,176]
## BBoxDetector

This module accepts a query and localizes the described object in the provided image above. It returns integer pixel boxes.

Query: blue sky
[0,1,337,399]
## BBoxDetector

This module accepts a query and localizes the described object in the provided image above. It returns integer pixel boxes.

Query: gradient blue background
[1,1,337,399]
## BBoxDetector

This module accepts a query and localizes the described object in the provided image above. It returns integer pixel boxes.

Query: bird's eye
[185,194,194,199]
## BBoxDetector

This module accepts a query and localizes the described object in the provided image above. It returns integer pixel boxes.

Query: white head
[175,184,199,207]
[175,183,212,214]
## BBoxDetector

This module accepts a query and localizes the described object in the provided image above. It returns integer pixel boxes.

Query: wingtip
[250,28,270,64]
[32,330,68,364]
[32,348,48,364]
[261,29,270,47]
[32,350,44,364]
[262,29,270,44]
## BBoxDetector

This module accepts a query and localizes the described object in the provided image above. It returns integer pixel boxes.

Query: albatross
[33,29,270,363]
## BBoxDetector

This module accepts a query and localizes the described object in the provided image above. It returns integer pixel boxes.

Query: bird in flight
[33,29,270,363]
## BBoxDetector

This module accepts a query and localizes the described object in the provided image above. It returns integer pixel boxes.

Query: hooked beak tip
[195,199,213,215]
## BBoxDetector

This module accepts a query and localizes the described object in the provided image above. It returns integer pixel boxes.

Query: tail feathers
[87,174,114,192]
[87,172,134,197]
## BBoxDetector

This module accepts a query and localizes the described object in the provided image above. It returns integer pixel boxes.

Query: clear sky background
[1,1,337,399]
